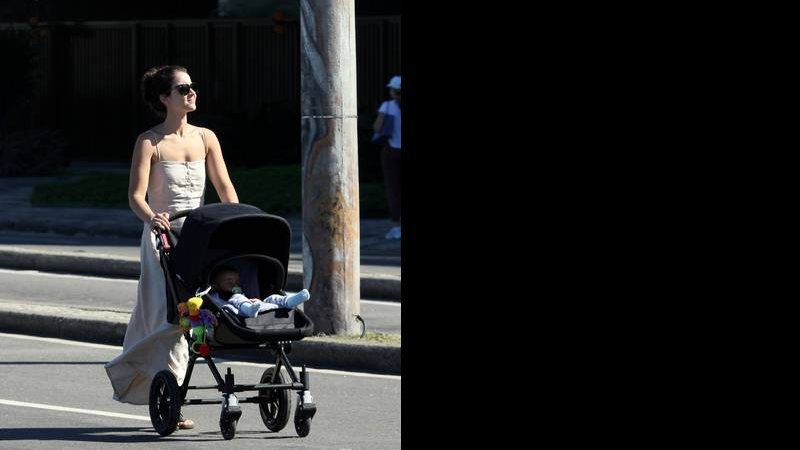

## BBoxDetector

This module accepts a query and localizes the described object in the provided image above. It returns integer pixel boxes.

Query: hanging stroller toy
[177,296,217,357]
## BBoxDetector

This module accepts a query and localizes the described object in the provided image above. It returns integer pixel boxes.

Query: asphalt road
[0,332,401,449]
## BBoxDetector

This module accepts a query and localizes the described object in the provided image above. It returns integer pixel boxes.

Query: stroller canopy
[171,203,291,290]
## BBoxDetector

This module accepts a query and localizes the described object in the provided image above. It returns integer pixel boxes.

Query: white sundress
[104,130,207,404]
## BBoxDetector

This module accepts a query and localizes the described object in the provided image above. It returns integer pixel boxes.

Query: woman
[104,65,239,429]
[373,75,401,240]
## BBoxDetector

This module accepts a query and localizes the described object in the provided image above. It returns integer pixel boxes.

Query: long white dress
[105,137,206,404]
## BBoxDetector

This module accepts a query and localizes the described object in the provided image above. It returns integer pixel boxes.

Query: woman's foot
[177,413,195,429]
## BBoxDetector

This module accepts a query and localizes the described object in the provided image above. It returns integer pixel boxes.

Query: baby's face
[213,270,240,293]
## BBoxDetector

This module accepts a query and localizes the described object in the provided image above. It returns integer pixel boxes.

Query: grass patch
[314,331,401,345]
[31,173,129,208]
[31,164,389,217]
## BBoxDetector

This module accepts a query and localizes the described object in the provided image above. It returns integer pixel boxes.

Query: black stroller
[148,203,317,440]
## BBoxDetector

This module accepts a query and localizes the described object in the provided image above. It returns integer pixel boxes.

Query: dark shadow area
[361,255,402,267]
[211,352,400,376]
[197,430,300,440]
[0,231,140,248]
[0,426,221,443]
[0,361,109,365]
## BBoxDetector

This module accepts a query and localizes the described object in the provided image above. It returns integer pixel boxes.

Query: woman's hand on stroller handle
[150,212,171,232]
[150,209,194,232]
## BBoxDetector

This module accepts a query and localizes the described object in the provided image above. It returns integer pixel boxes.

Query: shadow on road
[0,361,109,365]
[0,426,304,442]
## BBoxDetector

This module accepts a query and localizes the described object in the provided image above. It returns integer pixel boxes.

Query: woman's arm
[128,133,170,229]
[373,112,385,132]
[203,128,239,203]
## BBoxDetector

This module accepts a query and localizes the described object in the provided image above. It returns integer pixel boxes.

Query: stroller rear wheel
[258,367,290,432]
[149,370,181,436]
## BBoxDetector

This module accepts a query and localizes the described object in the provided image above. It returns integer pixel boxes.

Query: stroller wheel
[295,416,312,437]
[220,410,238,440]
[258,367,290,432]
[149,370,181,436]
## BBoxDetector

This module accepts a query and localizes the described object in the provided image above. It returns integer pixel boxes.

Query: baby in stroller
[208,265,311,318]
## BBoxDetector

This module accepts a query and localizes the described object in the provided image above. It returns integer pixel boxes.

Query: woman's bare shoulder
[137,129,161,142]
[191,125,216,137]
[134,130,159,153]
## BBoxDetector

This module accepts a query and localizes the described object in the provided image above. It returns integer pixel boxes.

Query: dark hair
[140,65,187,115]
[210,264,238,283]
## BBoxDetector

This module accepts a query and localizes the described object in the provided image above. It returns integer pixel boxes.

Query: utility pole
[299,0,361,335]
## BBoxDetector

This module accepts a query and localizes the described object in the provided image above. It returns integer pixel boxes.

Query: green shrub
[31,172,128,207]
[32,164,390,217]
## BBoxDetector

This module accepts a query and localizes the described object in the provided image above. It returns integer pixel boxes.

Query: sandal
[177,413,195,429]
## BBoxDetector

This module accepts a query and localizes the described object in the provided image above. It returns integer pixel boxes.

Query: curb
[0,247,400,301]
[0,302,401,375]
[0,219,141,239]
[0,302,130,346]
[0,247,140,278]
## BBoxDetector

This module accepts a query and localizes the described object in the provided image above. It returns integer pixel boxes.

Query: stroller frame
[148,206,317,440]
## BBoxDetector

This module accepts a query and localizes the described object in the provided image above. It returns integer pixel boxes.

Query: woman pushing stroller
[104,64,239,430]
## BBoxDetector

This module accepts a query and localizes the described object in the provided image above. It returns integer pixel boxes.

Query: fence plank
[5,17,400,163]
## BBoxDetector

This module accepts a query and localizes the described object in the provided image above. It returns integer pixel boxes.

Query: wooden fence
[2,16,400,165]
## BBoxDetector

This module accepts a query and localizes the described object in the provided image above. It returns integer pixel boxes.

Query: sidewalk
[0,175,401,300]
[0,173,402,374]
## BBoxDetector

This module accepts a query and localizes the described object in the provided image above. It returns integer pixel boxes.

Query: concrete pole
[299,0,361,335]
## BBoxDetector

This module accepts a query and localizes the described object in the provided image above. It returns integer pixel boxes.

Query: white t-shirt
[378,100,401,149]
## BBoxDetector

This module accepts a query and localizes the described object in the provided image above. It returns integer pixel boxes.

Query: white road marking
[0,399,150,421]
[214,359,401,381]
[360,299,401,307]
[1,333,401,380]
[0,268,138,283]
[0,332,122,350]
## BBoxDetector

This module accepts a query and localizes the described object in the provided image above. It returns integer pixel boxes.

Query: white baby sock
[285,289,311,308]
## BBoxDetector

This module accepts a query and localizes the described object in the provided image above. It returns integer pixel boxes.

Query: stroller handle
[150,208,194,234]
[169,209,195,222]
[152,208,194,251]
[150,208,194,243]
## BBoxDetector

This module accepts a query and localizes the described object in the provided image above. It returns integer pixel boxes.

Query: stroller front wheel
[220,410,238,440]
[149,370,182,436]
[295,416,312,437]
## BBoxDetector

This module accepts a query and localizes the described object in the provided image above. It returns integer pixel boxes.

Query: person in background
[372,75,402,240]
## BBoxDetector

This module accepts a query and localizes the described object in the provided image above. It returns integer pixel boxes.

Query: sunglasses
[169,83,198,96]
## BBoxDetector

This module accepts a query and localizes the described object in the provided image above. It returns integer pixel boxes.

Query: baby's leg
[237,301,260,318]
[264,289,310,309]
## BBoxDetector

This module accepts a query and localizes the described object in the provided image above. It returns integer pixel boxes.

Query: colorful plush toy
[177,302,191,330]
[177,296,217,357]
